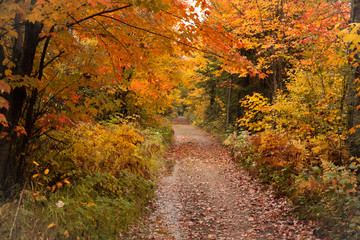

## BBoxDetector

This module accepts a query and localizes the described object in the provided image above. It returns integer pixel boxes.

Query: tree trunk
[226,77,232,126]
[273,60,278,97]
[347,0,360,162]
[0,21,42,196]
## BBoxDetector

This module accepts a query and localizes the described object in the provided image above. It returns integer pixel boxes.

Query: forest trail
[131,117,319,240]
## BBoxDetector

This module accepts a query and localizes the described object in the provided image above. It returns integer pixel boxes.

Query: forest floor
[126,117,320,240]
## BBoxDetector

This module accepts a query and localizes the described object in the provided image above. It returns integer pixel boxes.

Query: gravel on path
[128,117,319,240]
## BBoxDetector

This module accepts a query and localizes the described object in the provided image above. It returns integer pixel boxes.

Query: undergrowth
[0,118,173,239]
[224,130,360,240]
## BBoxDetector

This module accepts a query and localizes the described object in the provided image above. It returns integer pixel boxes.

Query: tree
[201,0,348,98]
[186,0,349,132]
[0,0,205,197]
[348,0,360,162]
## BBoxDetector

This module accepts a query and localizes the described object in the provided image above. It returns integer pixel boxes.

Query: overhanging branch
[66,4,133,28]
[98,14,226,60]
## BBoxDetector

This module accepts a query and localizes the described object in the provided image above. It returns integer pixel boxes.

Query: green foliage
[0,171,154,239]
[185,56,259,133]
[223,130,255,168]
[294,166,360,239]
[50,171,154,239]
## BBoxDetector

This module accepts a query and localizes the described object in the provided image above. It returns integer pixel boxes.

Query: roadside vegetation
[0,116,173,239]
[183,1,360,239]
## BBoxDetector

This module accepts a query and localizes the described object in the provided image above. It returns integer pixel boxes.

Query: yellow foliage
[238,93,271,131]
[67,123,146,178]
[47,223,56,229]
[340,23,360,45]
[239,67,348,165]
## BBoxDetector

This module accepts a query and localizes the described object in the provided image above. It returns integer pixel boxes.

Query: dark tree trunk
[210,82,216,106]
[0,21,43,196]
[347,0,360,162]
[226,77,232,126]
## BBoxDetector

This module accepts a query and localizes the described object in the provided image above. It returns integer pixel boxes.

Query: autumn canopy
[1,0,360,238]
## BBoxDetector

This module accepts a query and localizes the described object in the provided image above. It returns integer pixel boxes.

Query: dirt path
[130,117,319,239]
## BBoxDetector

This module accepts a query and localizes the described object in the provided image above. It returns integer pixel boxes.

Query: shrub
[0,120,173,239]
[294,165,360,239]
[227,129,360,239]
[67,123,146,178]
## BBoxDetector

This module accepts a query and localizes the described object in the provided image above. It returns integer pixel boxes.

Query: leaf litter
[126,117,320,240]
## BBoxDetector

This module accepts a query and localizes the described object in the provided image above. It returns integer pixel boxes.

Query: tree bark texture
[0,21,43,196]
[347,0,360,161]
